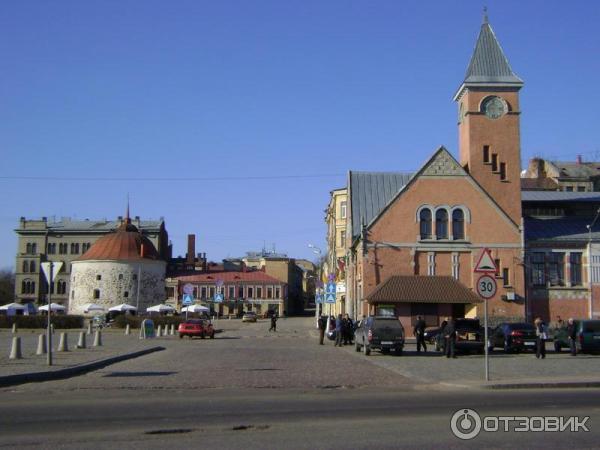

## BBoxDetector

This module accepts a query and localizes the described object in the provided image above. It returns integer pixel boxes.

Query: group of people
[317,313,354,346]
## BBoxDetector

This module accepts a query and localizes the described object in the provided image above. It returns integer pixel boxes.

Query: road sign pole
[47,263,53,366]
[484,298,489,381]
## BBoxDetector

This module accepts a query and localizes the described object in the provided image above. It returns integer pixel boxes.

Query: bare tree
[0,268,15,303]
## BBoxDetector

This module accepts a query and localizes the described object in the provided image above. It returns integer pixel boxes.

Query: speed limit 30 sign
[476,275,497,299]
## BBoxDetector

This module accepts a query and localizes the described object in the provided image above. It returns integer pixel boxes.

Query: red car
[178,319,215,339]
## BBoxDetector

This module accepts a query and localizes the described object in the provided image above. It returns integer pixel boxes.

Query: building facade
[324,188,348,315]
[522,157,600,192]
[339,16,527,332]
[165,270,287,317]
[15,216,169,307]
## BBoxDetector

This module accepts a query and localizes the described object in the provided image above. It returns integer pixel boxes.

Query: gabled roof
[366,276,482,304]
[454,17,523,99]
[349,171,413,240]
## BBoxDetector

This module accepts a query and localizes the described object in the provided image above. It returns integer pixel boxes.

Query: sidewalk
[0,328,167,385]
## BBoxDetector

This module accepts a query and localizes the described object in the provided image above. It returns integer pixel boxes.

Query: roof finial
[483,6,489,24]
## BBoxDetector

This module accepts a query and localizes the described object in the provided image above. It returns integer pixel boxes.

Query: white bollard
[93,329,102,347]
[87,322,92,335]
[9,337,22,360]
[139,326,144,339]
[156,325,162,337]
[36,334,47,355]
[77,331,86,349]
[170,324,175,335]
[12,323,17,334]
[125,324,131,335]
[57,332,69,352]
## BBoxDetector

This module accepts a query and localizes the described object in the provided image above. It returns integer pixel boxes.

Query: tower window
[500,162,507,180]
[96,275,101,281]
[93,289,100,299]
[29,261,35,273]
[124,291,129,298]
[23,260,28,273]
[483,145,490,163]
[435,209,448,239]
[491,154,498,172]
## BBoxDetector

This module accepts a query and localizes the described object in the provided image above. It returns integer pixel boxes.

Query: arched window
[118,274,123,280]
[419,209,432,239]
[436,209,448,239]
[31,243,37,254]
[26,243,32,254]
[23,260,28,273]
[21,280,26,293]
[452,209,465,240]
[29,261,35,273]
[57,280,67,295]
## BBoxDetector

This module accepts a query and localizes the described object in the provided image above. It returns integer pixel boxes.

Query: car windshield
[372,318,403,329]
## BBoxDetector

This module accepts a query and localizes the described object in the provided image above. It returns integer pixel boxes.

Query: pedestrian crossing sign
[214,293,223,303]
[325,293,336,304]
[326,282,336,295]
[316,293,323,304]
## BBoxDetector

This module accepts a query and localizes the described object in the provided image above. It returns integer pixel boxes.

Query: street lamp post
[308,244,323,325]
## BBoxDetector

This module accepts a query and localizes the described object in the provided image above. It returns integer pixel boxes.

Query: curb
[0,346,166,388]
[439,379,600,390]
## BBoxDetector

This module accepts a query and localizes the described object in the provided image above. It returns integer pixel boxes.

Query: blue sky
[1,0,599,269]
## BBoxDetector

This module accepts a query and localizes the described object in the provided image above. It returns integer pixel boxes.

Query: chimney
[577,154,583,165]
[187,234,195,266]
[140,242,146,258]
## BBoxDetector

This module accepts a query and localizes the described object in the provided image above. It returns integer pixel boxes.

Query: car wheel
[364,343,371,356]
[554,342,561,353]
[382,348,390,355]
[179,334,183,339]
[395,348,403,356]
[487,339,494,352]
[435,342,441,352]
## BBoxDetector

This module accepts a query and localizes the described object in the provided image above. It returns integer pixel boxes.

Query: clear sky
[1,0,599,270]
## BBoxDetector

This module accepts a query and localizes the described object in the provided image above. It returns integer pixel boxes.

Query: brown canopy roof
[366,276,482,304]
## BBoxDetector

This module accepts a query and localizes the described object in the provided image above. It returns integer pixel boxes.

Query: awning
[366,276,483,304]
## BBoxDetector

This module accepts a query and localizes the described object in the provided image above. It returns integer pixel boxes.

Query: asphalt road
[1,318,599,449]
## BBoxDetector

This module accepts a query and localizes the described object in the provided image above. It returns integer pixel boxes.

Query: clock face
[482,96,507,119]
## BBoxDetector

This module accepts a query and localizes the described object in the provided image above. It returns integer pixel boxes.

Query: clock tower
[454,12,523,225]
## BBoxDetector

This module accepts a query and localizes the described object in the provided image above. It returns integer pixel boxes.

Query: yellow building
[324,187,348,316]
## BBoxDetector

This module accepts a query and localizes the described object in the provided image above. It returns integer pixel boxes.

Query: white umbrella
[82,303,105,314]
[0,302,27,311]
[181,304,209,313]
[146,304,175,313]
[39,303,66,312]
[109,303,137,312]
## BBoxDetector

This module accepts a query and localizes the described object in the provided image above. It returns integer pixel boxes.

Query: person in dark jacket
[567,318,577,356]
[534,317,547,359]
[269,314,278,332]
[343,314,353,345]
[414,315,427,353]
[317,314,326,345]
[443,318,456,358]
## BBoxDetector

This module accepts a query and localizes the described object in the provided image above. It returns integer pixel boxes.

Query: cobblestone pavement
[339,340,600,385]
[4,317,411,392]
[0,328,158,376]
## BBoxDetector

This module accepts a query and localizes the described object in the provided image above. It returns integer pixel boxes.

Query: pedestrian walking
[343,314,353,345]
[443,318,456,358]
[534,317,547,359]
[269,314,278,332]
[414,315,427,353]
[567,317,577,356]
[318,314,326,345]
[335,314,343,347]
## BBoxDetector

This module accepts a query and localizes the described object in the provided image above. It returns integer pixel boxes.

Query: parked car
[435,318,484,354]
[178,319,215,339]
[354,316,405,356]
[554,320,600,354]
[242,311,258,323]
[488,322,537,353]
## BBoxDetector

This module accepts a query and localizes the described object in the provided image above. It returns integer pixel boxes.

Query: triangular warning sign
[474,248,497,273]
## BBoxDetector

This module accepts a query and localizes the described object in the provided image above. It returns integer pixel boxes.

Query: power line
[0,173,346,182]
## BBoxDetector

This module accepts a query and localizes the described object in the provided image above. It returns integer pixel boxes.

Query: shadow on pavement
[103,371,177,377]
